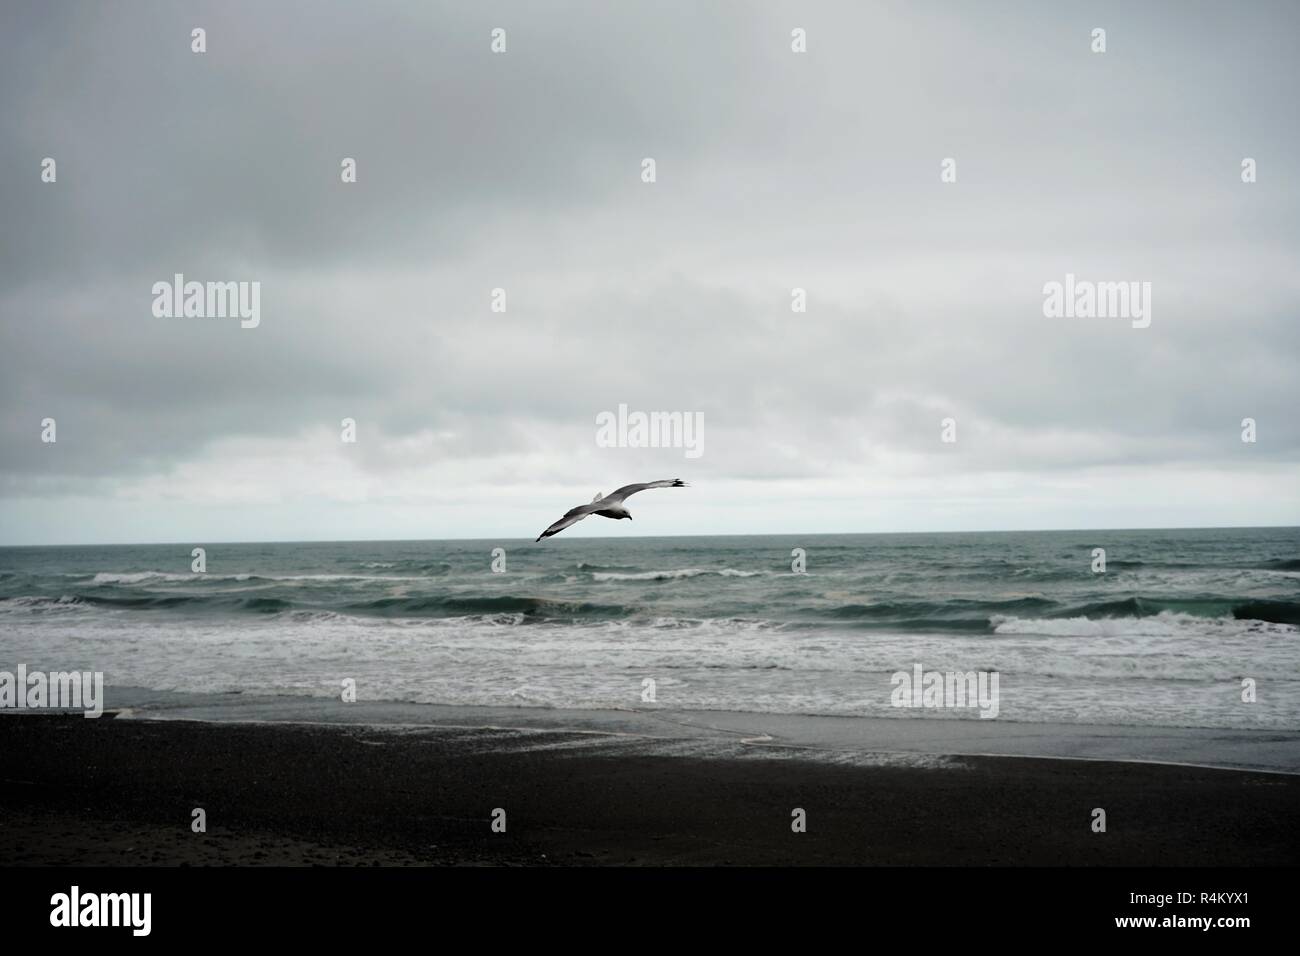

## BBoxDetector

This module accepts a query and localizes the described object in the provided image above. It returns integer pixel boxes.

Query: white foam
[0,594,87,612]
[990,610,1298,638]
[592,568,766,582]
[91,571,189,584]
[89,571,420,585]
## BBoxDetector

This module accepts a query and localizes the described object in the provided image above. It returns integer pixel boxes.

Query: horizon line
[1,523,1297,548]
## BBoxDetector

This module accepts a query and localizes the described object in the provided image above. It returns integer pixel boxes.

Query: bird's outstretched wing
[535,503,600,541]
[604,478,687,503]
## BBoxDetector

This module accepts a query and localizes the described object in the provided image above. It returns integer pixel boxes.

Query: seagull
[535,479,688,541]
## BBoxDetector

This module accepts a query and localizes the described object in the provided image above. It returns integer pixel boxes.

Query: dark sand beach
[2,713,1297,866]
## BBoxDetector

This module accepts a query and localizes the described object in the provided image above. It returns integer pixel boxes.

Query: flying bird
[535,479,688,541]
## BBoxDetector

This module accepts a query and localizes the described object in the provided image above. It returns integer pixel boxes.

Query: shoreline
[72,685,1300,775]
[3,712,1298,866]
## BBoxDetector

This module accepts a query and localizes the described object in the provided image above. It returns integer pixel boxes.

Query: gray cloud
[2,0,1298,542]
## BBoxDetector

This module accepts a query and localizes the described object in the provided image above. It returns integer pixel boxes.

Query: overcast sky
[2,0,1297,545]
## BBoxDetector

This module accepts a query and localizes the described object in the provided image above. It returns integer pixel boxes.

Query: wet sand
[2,713,1297,866]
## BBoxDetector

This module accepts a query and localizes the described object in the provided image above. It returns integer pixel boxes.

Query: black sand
[2,715,1297,866]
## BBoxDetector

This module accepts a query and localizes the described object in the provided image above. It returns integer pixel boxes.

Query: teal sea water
[1,528,1297,729]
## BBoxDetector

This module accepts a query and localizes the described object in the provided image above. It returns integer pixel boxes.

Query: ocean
[1,527,1297,730]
